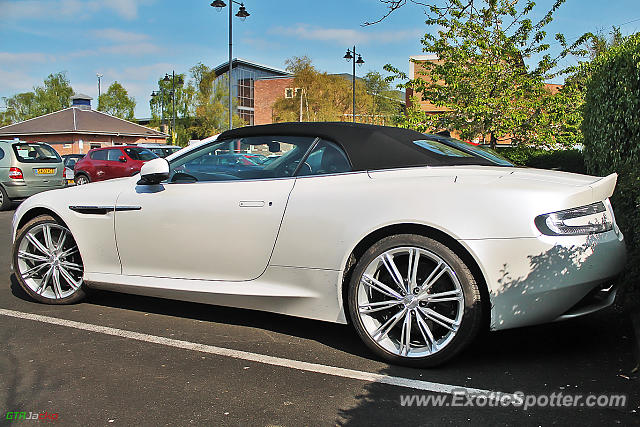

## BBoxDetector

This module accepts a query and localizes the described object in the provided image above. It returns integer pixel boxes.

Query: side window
[106,149,122,162]
[90,150,107,160]
[168,135,318,183]
[296,140,351,177]
[0,147,4,161]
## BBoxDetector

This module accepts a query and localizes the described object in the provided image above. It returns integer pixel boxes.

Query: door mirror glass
[138,157,169,185]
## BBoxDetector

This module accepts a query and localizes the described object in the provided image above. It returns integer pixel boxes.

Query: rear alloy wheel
[348,234,482,367]
[13,215,86,304]
[75,174,90,185]
[0,185,10,211]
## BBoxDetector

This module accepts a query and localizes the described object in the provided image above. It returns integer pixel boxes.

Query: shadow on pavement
[9,274,371,359]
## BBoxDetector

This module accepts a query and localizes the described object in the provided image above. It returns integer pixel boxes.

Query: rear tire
[0,185,11,211]
[75,174,90,185]
[347,234,483,367]
[13,215,86,304]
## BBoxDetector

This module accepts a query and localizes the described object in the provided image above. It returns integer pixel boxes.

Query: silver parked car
[0,140,65,210]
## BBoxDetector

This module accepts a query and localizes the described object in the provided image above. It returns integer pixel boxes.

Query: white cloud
[97,63,173,87]
[270,24,422,45]
[99,42,161,56]
[93,28,150,43]
[1,0,153,21]
[0,68,36,92]
[0,52,51,63]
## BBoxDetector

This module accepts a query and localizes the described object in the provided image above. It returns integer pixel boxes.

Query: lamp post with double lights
[343,46,365,123]
[96,73,103,102]
[150,90,165,133]
[210,0,250,130]
[162,71,184,137]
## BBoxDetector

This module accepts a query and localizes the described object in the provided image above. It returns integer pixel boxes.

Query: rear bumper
[2,180,66,200]
[462,229,626,331]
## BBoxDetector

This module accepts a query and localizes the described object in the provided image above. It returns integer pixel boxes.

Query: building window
[238,109,254,126]
[285,88,294,98]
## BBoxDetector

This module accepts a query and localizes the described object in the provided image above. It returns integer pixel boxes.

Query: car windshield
[425,135,514,166]
[124,147,157,161]
[12,143,61,163]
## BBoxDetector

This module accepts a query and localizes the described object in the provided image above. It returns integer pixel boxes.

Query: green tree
[363,71,403,124]
[98,81,136,120]
[384,0,589,148]
[34,72,74,115]
[273,56,371,123]
[588,26,625,60]
[2,72,73,124]
[2,92,38,124]
[581,32,640,307]
[149,64,241,145]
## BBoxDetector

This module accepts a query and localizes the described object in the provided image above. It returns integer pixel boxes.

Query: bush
[582,33,640,308]
[499,146,586,174]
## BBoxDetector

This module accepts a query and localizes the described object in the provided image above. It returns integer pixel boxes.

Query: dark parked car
[137,143,182,158]
[74,146,157,185]
[62,154,85,185]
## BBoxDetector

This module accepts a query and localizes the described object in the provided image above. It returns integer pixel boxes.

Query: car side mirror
[119,156,127,163]
[138,157,169,185]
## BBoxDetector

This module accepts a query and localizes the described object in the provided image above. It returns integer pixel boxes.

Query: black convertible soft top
[218,122,495,171]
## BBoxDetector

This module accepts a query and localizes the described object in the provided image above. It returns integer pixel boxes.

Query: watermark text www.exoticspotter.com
[400,390,627,411]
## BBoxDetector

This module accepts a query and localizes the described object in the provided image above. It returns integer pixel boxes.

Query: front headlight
[535,201,613,236]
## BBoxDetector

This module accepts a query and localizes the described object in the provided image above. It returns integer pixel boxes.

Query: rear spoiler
[591,173,618,201]
[567,173,618,208]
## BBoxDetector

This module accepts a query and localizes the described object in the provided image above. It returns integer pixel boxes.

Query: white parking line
[0,308,511,397]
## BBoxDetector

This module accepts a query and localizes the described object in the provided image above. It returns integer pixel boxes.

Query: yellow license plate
[36,168,55,175]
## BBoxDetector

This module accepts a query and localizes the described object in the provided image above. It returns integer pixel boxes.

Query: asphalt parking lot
[0,209,638,426]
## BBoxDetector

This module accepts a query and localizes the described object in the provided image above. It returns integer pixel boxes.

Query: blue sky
[1,0,639,118]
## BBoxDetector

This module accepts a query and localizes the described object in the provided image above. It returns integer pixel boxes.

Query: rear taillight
[8,167,23,180]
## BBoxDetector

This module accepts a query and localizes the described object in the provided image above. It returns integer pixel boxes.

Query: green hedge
[499,147,586,174]
[582,33,640,308]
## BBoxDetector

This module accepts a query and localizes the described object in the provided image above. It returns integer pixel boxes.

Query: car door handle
[239,201,265,208]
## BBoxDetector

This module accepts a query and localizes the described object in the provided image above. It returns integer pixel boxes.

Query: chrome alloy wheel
[356,246,464,358]
[16,223,84,299]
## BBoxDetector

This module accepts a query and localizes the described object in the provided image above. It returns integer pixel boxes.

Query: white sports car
[11,123,626,366]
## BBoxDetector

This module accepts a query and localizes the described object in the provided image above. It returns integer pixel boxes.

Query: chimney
[71,93,92,110]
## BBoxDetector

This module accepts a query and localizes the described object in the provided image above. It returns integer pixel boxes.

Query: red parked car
[74,146,157,185]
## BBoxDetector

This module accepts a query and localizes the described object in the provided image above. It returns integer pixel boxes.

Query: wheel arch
[16,206,69,232]
[340,222,491,331]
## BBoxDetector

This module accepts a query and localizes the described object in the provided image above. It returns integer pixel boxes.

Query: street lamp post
[210,0,250,131]
[151,90,165,133]
[343,47,365,123]
[163,71,183,137]
[96,73,103,106]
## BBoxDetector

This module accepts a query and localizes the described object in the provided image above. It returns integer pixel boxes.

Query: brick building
[0,94,167,155]
[213,58,292,126]
[254,76,295,125]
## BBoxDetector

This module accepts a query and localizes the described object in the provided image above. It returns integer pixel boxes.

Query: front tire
[347,234,482,367]
[13,215,86,304]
